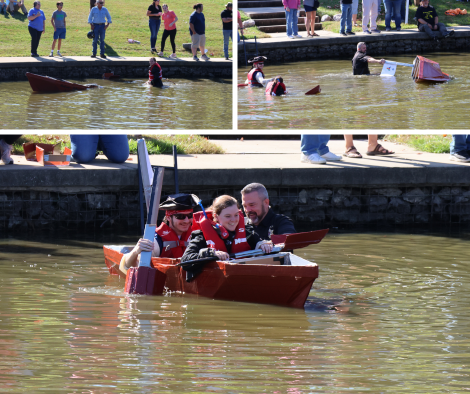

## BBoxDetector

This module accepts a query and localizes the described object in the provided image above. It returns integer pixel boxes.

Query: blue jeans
[92,23,106,55]
[149,18,161,50]
[285,8,298,36]
[223,29,232,58]
[384,0,402,28]
[71,135,130,164]
[450,135,470,155]
[301,135,331,156]
[340,3,353,33]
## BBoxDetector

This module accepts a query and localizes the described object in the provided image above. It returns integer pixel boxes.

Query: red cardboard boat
[412,56,451,83]
[103,229,328,308]
[26,72,98,93]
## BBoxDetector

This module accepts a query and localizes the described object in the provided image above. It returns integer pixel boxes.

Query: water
[238,51,470,129]
[1,230,470,392]
[0,77,231,129]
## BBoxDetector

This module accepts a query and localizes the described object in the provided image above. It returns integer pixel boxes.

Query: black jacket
[246,208,296,240]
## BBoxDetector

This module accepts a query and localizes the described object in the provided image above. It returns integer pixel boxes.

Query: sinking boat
[103,229,328,308]
[412,56,451,83]
[26,72,99,93]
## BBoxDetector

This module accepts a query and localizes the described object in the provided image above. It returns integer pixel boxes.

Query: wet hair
[210,195,238,216]
[193,3,203,10]
[357,42,366,50]
[241,183,269,200]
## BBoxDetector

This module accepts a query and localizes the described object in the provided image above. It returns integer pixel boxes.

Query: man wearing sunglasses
[121,193,199,272]
[88,0,112,59]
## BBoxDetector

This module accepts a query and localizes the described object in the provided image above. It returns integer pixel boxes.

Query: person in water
[120,193,199,273]
[245,56,281,87]
[181,195,273,262]
[265,77,287,96]
[352,42,385,75]
[148,57,163,87]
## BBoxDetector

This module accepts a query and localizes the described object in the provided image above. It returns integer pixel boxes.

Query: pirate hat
[159,193,199,211]
[248,56,267,64]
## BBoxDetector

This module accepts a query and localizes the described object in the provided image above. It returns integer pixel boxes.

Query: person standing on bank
[189,3,209,61]
[304,0,319,37]
[88,1,112,59]
[339,0,355,36]
[221,2,232,60]
[241,183,296,241]
[283,0,302,38]
[148,0,162,55]
[160,4,177,58]
[27,1,46,57]
[49,2,67,57]
[352,42,385,75]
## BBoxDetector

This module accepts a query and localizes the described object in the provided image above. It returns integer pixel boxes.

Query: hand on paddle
[215,250,230,261]
[134,238,154,254]
[257,240,274,254]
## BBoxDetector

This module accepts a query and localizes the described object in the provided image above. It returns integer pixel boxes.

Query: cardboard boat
[26,72,98,93]
[23,142,72,166]
[103,229,328,308]
[412,56,451,83]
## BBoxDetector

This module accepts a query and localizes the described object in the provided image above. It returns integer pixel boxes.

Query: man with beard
[241,183,296,240]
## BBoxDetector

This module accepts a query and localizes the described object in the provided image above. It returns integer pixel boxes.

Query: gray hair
[357,42,366,50]
[241,183,269,200]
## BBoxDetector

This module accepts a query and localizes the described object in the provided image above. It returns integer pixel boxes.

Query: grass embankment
[0,0,230,58]
[241,0,466,36]
[12,135,224,155]
[385,134,452,153]
[239,10,270,40]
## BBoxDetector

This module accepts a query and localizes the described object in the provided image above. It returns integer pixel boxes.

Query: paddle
[380,61,414,77]
[238,83,248,87]
[305,85,321,95]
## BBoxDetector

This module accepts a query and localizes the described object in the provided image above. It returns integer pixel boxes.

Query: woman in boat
[181,195,273,262]
[120,193,199,273]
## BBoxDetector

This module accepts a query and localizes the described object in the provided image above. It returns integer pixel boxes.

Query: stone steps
[258,23,323,33]
[239,0,283,7]
[245,10,322,34]
[253,16,320,25]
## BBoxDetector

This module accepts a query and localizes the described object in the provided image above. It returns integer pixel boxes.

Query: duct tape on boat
[44,154,71,161]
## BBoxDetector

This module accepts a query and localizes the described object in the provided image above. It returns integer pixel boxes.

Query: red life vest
[155,222,191,258]
[149,62,162,81]
[265,80,287,96]
[247,68,265,87]
[192,211,251,254]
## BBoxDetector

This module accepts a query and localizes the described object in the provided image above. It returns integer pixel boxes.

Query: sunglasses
[173,213,193,220]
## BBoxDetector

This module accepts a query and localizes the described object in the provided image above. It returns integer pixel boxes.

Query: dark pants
[161,29,176,53]
[90,0,95,9]
[149,18,161,50]
[28,26,42,55]
[151,78,163,88]
[2,135,22,145]
[92,23,106,55]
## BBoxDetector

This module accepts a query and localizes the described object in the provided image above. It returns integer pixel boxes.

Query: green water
[0,77,231,129]
[1,230,470,392]
[238,51,470,129]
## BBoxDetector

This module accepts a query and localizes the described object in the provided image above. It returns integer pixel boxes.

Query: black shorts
[304,4,317,11]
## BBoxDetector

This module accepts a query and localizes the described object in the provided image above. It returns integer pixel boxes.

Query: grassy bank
[239,10,270,40]
[385,134,451,153]
[0,0,230,58]
[12,134,224,155]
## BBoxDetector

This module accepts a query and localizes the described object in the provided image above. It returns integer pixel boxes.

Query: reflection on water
[1,77,231,129]
[1,230,470,392]
[238,51,470,129]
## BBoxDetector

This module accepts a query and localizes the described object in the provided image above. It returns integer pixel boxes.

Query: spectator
[301,135,342,164]
[283,0,301,38]
[238,10,243,42]
[340,0,355,36]
[0,1,7,15]
[147,57,163,88]
[385,0,402,31]
[147,0,162,55]
[160,4,177,58]
[450,135,470,162]
[343,135,394,158]
[49,2,66,57]
[88,0,112,59]
[352,42,385,75]
[8,0,27,15]
[303,0,319,37]
[362,0,380,34]
[0,135,22,165]
[221,2,232,60]
[415,0,454,42]
[352,0,359,26]
[27,1,46,58]
[70,135,129,164]
[189,3,209,61]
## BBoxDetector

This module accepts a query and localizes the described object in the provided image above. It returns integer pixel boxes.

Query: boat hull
[412,56,451,83]
[103,246,319,308]
[26,72,89,93]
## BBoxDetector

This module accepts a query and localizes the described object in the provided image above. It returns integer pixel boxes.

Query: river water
[238,51,470,129]
[0,77,231,129]
[1,230,469,393]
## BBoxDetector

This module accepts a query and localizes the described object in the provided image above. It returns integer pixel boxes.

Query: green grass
[0,0,230,58]
[239,10,270,40]
[385,134,452,153]
[12,134,225,155]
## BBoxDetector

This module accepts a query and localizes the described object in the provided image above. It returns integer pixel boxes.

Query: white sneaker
[321,151,342,161]
[301,153,326,164]
[294,34,303,38]
[57,51,62,57]
[287,35,293,38]
[49,51,54,57]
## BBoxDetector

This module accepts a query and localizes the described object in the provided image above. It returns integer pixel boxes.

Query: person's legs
[292,8,299,35]
[450,135,469,155]
[97,135,130,163]
[20,3,26,13]
[393,0,401,28]
[352,0,359,25]
[301,135,331,156]
[438,22,448,37]
[92,25,99,55]
[305,11,311,34]
[344,135,354,149]
[58,38,62,51]
[70,135,100,163]
[362,0,371,31]
[419,24,434,39]
[199,34,206,58]
[400,0,406,20]
[169,29,176,53]
[51,38,57,51]
[384,0,392,29]
[99,25,106,55]
[161,29,169,52]
[29,27,41,55]
[149,19,158,50]
[369,0,378,30]
[191,33,199,57]
[223,29,230,58]
[285,8,293,36]
[346,4,352,32]
[340,4,347,33]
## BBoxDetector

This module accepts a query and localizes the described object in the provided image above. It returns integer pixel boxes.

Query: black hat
[248,56,267,64]
[159,193,199,211]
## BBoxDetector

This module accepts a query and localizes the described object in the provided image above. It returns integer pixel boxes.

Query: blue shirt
[28,8,46,31]
[189,11,205,35]
[88,6,112,24]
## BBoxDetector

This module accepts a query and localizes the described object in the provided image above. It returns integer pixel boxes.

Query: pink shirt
[162,10,176,30]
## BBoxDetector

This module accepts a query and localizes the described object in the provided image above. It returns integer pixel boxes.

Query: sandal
[343,146,362,158]
[312,32,320,36]
[366,144,394,156]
